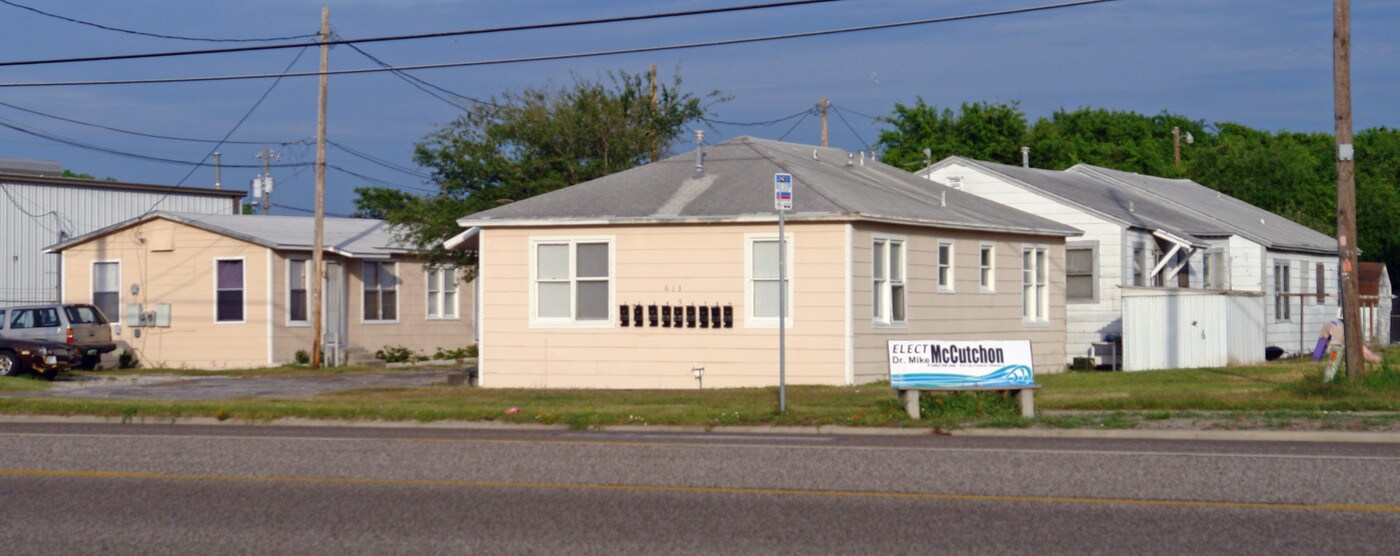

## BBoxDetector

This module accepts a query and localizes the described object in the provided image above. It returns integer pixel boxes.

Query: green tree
[876,99,1027,170]
[356,68,720,266]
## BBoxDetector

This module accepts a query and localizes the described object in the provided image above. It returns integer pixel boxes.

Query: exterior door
[323,261,347,348]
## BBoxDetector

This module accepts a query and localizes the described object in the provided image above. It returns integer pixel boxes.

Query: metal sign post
[775,173,792,412]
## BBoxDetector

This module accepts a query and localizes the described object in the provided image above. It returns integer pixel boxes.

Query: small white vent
[946,176,964,190]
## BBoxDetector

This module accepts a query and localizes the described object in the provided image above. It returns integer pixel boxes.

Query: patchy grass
[3,352,1398,431]
[0,376,52,393]
[68,363,462,380]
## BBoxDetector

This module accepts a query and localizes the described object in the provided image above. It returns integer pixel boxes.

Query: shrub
[375,345,416,363]
[117,349,140,370]
[294,350,310,365]
[432,345,478,361]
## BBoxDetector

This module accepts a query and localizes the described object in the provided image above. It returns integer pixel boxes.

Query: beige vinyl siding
[270,255,475,363]
[851,223,1067,383]
[61,218,270,369]
[478,222,847,388]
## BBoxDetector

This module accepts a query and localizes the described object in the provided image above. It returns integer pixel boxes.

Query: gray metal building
[0,157,244,307]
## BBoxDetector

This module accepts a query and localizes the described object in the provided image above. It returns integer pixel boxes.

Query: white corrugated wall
[0,179,235,307]
[1122,289,1266,371]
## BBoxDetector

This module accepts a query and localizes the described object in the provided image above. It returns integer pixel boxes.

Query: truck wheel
[78,355,99,371]
[0,351,20,377]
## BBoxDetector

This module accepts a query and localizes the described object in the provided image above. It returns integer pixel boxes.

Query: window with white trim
[427,266,460,319]
[979,244,994,292]
[534,240,611,323]
[92,261,120,323]
[215,259,244,322]
[937,241,954,291]
[1022,246,1049,322]
[288,259,308,323]
[363,261,398,321]
[872,238,905,324]
[745,235,793,326]
[1151,247,1165,287]
[1274,261,1291,321]
[1131,244,1146,287]
[1203,250,1226,289]
[1066,246,1095,302]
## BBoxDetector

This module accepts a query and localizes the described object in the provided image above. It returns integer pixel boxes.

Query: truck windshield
[65,305,108,325]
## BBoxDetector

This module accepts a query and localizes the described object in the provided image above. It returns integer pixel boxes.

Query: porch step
[341,347,386,368]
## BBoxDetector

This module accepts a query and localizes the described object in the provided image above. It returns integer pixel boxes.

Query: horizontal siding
[479,223,847,388]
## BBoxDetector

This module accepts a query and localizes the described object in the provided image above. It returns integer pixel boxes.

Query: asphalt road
[1,423,1398,554]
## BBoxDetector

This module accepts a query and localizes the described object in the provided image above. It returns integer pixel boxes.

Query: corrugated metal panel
[0,179,234,307]
[1122,289,1264,371]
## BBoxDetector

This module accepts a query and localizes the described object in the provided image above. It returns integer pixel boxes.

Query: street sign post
[774,173,792,412]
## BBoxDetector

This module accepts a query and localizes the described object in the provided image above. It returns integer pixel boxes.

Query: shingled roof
[455,136,1081,238]
[47,212,409,258]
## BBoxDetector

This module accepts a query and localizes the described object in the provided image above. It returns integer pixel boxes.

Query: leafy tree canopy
[354,68,721,267]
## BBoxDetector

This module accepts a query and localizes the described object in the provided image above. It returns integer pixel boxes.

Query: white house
[919,157,1339,370]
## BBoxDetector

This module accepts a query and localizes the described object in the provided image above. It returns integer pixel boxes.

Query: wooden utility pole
[255,145,280,215]
[819,98,829,147]
[1172,126,1182,172]
[649,64,660,163]
[1334,0,1363,379]
[310,6,330,369]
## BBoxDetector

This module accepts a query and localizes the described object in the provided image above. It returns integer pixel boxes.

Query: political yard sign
[887,340,1035,389]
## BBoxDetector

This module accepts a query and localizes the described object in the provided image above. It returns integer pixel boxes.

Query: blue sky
[0,0,1396,216]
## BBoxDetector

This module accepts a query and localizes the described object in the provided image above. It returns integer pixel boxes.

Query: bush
[432,345,478,361]
[117,349,140,370]
[375,345,416,363]
[294,350,310,365]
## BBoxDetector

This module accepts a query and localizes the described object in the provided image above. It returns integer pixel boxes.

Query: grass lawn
[0,376,53,393]
[1,353,1397,431]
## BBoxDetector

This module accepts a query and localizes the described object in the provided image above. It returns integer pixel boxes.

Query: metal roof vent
[847,153,854,166]
[693,130,705,177]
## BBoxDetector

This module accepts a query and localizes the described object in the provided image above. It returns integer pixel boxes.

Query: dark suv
[0,304,116,370]
[0,337,78,378]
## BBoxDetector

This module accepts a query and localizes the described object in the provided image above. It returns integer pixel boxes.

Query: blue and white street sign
[774,172,793,211]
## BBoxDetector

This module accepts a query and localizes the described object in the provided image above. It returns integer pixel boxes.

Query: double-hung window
[1203,250,1226,289]
[427,267,460,319]
[746,235,792,326]
[288,259,309,324]
[872,238,905,325]
[1274,261,1291,321]
[1066,246,1095,302]
[92,261,120,323]
[937,241,954,292]
[1022,246,1049,323]
[215,259,245,323]
[363,261,398,322]
[534,239,612,324]
[979,244,995,292]
[1131,245,1146,286]
[1315,263,1326,303]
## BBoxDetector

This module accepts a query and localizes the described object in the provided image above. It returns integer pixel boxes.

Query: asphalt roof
[920,157,1232,246]
[1068,164,1337,254]
[457,136,1081,238]
[47,212,409,258]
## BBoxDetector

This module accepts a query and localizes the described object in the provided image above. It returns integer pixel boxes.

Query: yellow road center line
[2,468,1396,514]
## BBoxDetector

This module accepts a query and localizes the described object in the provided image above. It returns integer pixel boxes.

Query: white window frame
[744,233,794,328]
[937,240,955,293]
[872,234,906,327]
[213,257,246,325]
[286,257,309,326]
[528,236,615,328]
[426,266,461,320]
[1065,241,1098,304]
[1131,243,1146,287]
[978,243,995,293]
[362,260,401,324]
[1202,248,1227,290]
[91,259,121,325]
[1022,245,1050,324]
[1274,260,1291,321]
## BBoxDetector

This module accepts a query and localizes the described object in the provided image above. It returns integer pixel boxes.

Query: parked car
[0,304,116,370]
[0,337,78,378]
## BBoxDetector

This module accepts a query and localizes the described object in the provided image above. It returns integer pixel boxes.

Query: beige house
[48,213,474,369]
[448,137,1080,389]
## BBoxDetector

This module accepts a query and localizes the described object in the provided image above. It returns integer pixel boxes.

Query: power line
[831,105,872,151]
[0,0,846,68]
[777,111,812,141]
[346,43,492,108]
[0,1,1121,88]
[831,104,882,122]
[139,47,310,216]
[0,99,308,145]
[272,202,349,218]
[0,118,309,168]
[701,107,815,127]
[0,0,317,43]
[328,164,436,193]
[329,141,432,179]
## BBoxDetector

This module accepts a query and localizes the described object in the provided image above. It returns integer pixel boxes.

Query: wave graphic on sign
[891,364,1034,389]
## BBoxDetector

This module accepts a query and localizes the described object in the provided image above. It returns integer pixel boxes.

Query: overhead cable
[0,0,846,67]
[0,1,1120,88]
[0,99,308,145]
[0,0,317,43]
[701,108,815,127]
[831,106,873,151]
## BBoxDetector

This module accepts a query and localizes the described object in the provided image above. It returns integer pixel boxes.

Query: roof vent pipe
[693,130,705,176]
[1129,200,1135,213]
[922,148,932,168]
[940,190,947,208]
[1020,146,1030,168]
[847,153,854,166]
